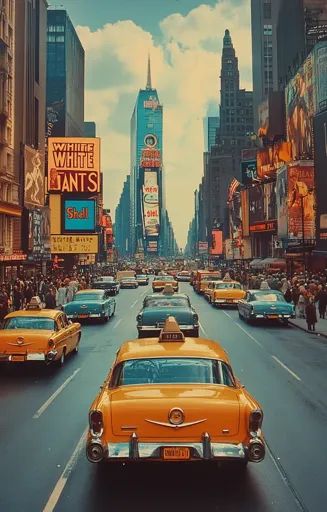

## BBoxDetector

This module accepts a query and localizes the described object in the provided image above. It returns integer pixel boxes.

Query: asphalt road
[0,282,326,512]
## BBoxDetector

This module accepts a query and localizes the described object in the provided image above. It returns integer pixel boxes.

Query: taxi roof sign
[26,296,43,310]
[159,316,185,342]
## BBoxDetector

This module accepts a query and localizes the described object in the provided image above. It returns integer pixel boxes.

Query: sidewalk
[289,315,327,338]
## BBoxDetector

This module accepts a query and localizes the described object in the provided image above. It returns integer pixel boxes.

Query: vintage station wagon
[86,317,265,467]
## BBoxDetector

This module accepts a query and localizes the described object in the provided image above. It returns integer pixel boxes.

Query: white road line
[271,355,301,382]
[130,299,138,308]
[113,319,122,329]
[222,311,233,320]
[33,368,81,419]
[233,323,264,348]
[43,427,87,512]
[199,321,208,337]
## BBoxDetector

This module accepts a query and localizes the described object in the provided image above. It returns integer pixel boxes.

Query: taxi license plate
[78,314,89,318]
[163,447,190,460]
[11,355,25,362]
[267,314,278,319]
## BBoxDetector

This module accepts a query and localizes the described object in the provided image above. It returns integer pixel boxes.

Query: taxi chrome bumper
[86,433,265,464]
[138,324,196,331]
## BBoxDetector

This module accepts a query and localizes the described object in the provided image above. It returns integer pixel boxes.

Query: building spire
[223,29,233,48]
[146,54,152,90]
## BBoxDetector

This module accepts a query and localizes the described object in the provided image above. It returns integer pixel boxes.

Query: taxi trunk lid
[142,308,193,326]
[64,301,102,316]
[110,385,240,438]
[0,330,53,354]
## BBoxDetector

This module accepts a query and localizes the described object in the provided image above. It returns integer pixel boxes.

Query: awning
[249,259,264,268]
[261,258,286,268]
[0,202,22,217]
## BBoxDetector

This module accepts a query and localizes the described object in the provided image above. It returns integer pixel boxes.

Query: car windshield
[4,317,56,330]
[74,293,102,301]
[123,277,136,281]
[215,282,241,289]
[252,292,285,302]
[136,275,147,279]
[144,297,189,308]
[113,358,235,386]
[202,275,220,282]
[154,276,174,281]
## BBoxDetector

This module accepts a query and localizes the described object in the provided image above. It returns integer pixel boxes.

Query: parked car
[0,297,81,366]
[92,276,120,295]
[137,289,199,337]
[238,290,295,325]
[135,274,149,286]
[120,277,139,289]
[63,289,116,322]
[86,316,265,467]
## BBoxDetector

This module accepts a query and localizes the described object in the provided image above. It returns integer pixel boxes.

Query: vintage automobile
[238,289,295,325]
[193,270,221,294]
[176,271,192,282]
[92,276,120,295]
[203,280,223,301]
[86,317,265,467]
[0,297,81,366]
[209,280,246,307]
[137,288,199,337]
[63,289,116,322]
[120,277,139,289]
[152,275,178,293]
[135,274,149,286]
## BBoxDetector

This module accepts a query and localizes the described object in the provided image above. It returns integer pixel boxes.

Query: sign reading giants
[48,138,101,193]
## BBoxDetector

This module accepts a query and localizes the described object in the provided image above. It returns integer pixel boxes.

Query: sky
[52,0,252,248]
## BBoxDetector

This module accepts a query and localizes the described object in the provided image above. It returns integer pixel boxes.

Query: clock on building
[144,134,157,147]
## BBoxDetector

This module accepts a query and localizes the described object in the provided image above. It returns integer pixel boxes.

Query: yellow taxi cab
[86,317,265,467]
[203,280,223,301]
[152,275,178,292]
[193,270,221,294]
[210,276,246,307]
[0,297,81,366]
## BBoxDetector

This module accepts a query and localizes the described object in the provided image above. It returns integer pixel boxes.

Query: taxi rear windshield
[215,282,241,289]
[4,317,55,330]
[75,293,102,301]
[111,358,235,387]
[144,297,189,308]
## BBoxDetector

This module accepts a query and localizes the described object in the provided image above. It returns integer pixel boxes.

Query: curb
[289,319,327,339]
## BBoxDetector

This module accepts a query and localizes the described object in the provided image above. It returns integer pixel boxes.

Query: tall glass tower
[130,58,165,257]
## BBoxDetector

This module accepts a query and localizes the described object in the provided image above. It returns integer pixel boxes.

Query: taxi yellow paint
[0,305,81,366]
[152,277,178,292]
[86,317,265,466]
[193,270,221,294]
[210,280,246,307]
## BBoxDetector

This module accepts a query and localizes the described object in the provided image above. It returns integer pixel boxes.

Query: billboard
[276,166,288,239]
[143,171,160,237]
[256,142,291,180]
[241,189,249,237]
[314,111,327,249]
[287,163,315,240]
[63,199,96,232]
[24,146,44,207]
[140,148,161,168]
[146,240,158,253]
[249,183,277,232]
[241,160,257,184]
[50,235,98,254]
[249,184,264,225]
[285,53,314,159]
[210,230,223,255]
[314,42,327,113]
[48,138,101,193]
[198,241,209,254]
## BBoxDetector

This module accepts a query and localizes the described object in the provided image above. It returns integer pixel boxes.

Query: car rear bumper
[86,433,265,464]
[66,313,103,319]
[250,313,295,320]
[0,352,47,362]
[138,324,198,334]
[214,299,240,306]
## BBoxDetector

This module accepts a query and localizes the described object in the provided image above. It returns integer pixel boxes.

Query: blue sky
[53,0,252,247]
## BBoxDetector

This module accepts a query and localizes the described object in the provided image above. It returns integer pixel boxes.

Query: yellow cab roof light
[26,296,43,311]
[159,316,185,342]
[222,273,232,282]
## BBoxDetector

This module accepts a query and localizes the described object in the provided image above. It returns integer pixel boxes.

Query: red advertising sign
[210,230,223,255]
[140,148,161,168]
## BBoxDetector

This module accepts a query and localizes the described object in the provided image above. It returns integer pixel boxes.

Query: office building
[84,121,96,137]
[115,175,131,257]
[204,116,219,151]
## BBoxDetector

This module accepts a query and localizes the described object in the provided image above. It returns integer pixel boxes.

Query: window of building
[263,24,272,36]
[263,1,271,19]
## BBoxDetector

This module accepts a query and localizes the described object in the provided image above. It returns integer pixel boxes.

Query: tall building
[204,116,219,151]
[46,9,85,138]
[84,121,96,137]
[115,175,131,257]
[251,0,282,130]
[130,57,165,257]
[14,0,49,275]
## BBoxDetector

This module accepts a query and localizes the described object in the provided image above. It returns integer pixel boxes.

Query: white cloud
[77,0,252,248]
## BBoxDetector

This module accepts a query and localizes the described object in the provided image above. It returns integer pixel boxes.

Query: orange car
[210,279,246,307]
[0,297,81,366]
[193,270,221,294]
[86,317,265,467]
[152,275,178,292]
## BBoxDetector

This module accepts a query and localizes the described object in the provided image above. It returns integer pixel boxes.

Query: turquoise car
[136,292,199,338]
[238,290,295,325]
[63,289,116,323]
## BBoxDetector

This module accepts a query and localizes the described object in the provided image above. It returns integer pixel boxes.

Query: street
[1,282,326,512]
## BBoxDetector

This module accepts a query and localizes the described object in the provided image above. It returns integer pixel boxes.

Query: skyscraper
[115,175,131,257]
[130,57,165,257]
[204,116,219,151]
[251,0,281,130]
[46,9,85,138]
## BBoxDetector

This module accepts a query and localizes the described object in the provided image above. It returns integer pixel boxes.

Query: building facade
[46,9,85,139]
[84,121,96,137]
[115,175,131,257]
[204,116,219,151]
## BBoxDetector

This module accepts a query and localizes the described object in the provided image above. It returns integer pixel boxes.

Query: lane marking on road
[43,427,88,512]
[233,322,264,348]
[113,319,122,329]
[199,321,208,337]
[33,368,81,419]
[271,355,301,382]
[222,311,233,320]
[130,299,138,308]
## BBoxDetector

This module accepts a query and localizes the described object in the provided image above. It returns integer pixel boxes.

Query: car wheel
[238,310,242,319]
[58,349,66,367]
[73,341,80,354]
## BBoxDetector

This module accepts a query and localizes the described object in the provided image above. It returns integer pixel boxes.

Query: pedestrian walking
[316,286,327,319]
[44,288,56,309]
[0,286,9,327]
[305,298,317,331]
[56,282,67,309]
[297,293,306,318]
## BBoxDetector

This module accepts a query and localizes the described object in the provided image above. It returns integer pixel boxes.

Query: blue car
[136,292,199,338]
[63,289,116,323]
[238,290,295,325]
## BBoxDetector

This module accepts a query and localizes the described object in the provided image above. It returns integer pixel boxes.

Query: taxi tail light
[136,314,142,322]
[248,439,265,462]
[86,439,105,463]
[193,313,199,323]
[249,409,263,433]
[89,410,104,437]
[48,339,55,349]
